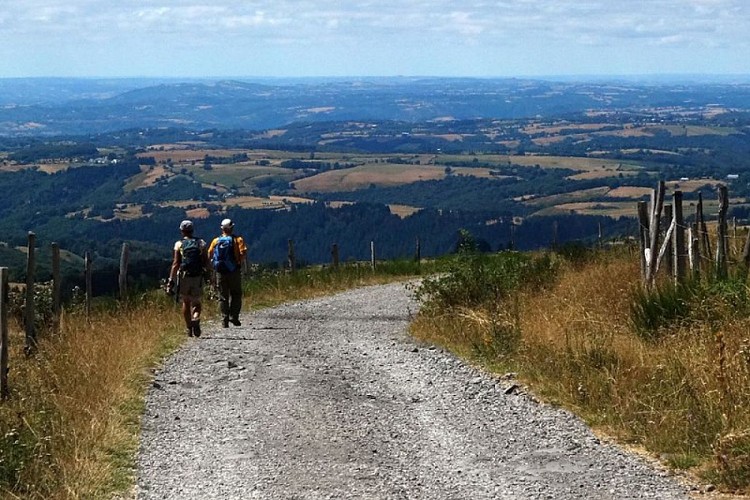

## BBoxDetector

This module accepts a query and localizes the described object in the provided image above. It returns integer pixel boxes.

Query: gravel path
[136,282,690,499]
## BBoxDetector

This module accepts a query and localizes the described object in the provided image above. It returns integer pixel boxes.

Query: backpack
[212,235,237,274]
[179,238,204,277]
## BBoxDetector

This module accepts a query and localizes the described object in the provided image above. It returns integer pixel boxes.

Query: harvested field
[388,204,422,218]
[607,187,653,198]
[665,179,720,192]
[291,164,448,192]
[534,201,637,218]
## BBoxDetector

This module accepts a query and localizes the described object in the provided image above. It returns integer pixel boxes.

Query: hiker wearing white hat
[208,218,248,328]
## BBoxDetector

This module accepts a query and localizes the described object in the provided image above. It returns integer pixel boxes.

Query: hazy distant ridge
[1,77,749,136]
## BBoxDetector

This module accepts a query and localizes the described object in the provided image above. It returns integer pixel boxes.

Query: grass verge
[411,247,750,493]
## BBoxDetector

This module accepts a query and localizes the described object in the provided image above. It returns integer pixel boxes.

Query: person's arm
[168,244,180,291]
[201,239,211,272]
[235,236,248,271]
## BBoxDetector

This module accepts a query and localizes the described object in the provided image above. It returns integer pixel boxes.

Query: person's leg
[228,271,243,324]
[191,300,202,337]
[182,299,193,336]
[217,273,231,327]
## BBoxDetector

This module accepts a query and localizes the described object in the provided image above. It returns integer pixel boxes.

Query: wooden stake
[415,237,421,263]
[646,181,665,287]
[84,251,92,321]
[637,201,649,285]
[672,191,686,284]
[689,223,700,278]
[331,243,339,269]
[1,267,8,400]
[287,239,296,272]
[370,241,376,271]
[664,204,673,277]
[697,192,712,270]
[717,185,729,278]
[24,232,36,355]
[119,242,129,301]
[51,243,60,334]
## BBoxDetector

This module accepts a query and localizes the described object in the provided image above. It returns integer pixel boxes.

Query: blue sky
[1,0,748,78]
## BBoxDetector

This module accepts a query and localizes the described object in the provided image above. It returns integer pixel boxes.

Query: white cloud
[1,0,748,76]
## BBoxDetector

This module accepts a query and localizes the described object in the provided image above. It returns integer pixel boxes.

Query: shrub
[630,277,750,341]
[414,251,559,313]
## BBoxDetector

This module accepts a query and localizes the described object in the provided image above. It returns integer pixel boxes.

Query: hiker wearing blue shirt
[208,218,248,328]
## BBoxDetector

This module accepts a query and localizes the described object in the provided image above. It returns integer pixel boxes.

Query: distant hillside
[2,77,750,136]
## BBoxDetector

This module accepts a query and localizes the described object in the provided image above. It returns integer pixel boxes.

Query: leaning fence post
[672,191,686,284]
[370,241,376,271]
[84,251,92,320]
[1,267,9,400]
[51,243,61,334]
[24,232,36,355]
[645,182,665,287]
[664,204,673,277]
[119,242,129,301]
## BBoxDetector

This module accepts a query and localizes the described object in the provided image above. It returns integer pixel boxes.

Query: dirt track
[136,282,689,499]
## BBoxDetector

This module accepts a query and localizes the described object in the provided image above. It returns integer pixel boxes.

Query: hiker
[168,220,209,337]
[208,218,248,328]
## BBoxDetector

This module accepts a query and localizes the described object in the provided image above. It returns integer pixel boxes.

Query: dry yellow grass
[411,250,750,492]
[0,297,186,498]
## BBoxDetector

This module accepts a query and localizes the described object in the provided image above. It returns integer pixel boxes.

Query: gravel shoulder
[137,282,690,499]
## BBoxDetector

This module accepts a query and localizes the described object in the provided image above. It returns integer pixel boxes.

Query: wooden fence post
[664,204,673,277]
[742,224,750,268]
[689,223,701,278]
[331,243,339,269]
[645,181,665,287]
[415,237,421,263]
[24,232,36,355]
[287,240,296,272]
[84,251,92,320]
[717,186,729,278]
[697,192,712,273]
[672,191,686,284]
[370,241,376,271]
[552,220,558,250]
[1,267,9,400]
[637,201,649,284]
[597,222,603,249]
[119,242,129,300]
[51,243,61,334]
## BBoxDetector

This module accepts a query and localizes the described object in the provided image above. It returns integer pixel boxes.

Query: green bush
[414,250,559,312]
[630,276,750,341]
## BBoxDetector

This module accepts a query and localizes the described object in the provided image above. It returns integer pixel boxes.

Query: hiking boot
[222,317,230,328]
[230,317,241,326]
[186,327,194,337]
[191,320,201,338]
